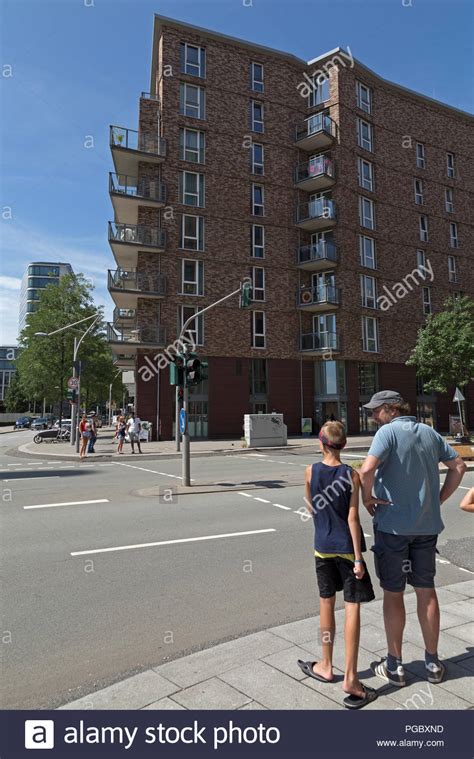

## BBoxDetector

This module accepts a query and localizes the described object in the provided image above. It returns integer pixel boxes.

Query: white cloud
[0,275,21,290]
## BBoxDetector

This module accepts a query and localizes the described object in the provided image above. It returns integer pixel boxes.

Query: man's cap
[363,390,404,410]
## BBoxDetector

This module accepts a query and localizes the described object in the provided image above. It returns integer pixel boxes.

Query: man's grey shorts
[371,528,438,592]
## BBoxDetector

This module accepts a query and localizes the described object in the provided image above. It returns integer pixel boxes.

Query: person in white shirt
[126,412,142,454]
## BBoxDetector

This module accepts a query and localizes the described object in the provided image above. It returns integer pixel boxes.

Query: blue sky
[1,0,473,343]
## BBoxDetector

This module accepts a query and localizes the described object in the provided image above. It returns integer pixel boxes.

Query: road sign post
[182,388,190,486]
[453,386,466,435]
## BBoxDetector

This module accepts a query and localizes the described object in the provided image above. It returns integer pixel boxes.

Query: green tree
[16,273,124,413]
[406,295,474,393]
[4,371,30,413]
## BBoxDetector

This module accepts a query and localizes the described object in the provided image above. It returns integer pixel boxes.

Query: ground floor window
[359,403,378,433]
[417,401,436,428]
[253,402,267,414]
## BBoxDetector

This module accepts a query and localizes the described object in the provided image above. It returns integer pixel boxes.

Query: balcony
[112,353,136,369]
[107,322,167,354]
[297,285,341,311]
[295,113,337,152]
[299,332,340,354]
[113,307,136,327]
[295,198,336,231]
[294,156,335,192]
[110,125,166,176]
[108,269,167,308]
[296,240,338,270]
[108,222,166,269]
[109,173,166,225]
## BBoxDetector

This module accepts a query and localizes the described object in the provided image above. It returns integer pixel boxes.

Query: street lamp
[108,367,122,427]
[35,313,100,450]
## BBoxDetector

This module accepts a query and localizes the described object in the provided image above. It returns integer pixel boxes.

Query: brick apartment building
[106,14,474,441]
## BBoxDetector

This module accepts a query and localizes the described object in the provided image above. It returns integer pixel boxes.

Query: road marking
[71,528,277,557]
[6,463,22,467]
[238,492,252,497]
[364,533,371,538]
[459,567,474,574]
[254,497,271,503]
[246,453,268,457]
[2,475,60,482]
[27,462,44,465]
[458,486,471,490]
[272,503,292,511]
[24,499,109,511]
[113,461,192,481]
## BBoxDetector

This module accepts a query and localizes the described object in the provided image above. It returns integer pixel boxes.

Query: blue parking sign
[179,408,186,434]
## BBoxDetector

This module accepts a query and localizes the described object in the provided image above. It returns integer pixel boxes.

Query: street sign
[179,408,186,435]
[453,387,465,402]
[68,377,79,390]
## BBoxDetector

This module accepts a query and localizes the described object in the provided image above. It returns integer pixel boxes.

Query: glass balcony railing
[297,240,337,266]
[109,173,166,203]
[295,113,336,143]
[297,285,340,307]
[113,307,136,322]
[300,331,340,352]
[108,222,166,249]
[107,269,167,296]
[110,126,166,157]
[295,156,334,184]
[107,322,166,346]
[296,198,335,224]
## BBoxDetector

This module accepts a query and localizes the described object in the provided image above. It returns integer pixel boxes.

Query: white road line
[459,567,474,574]
[113,461,192,481]
[254,497,271,503]
[2,476,60,482]
[272,503,292,511]
[238,492,253,497]
[246,454,268,457]
[6,464,22,467]
[458,486,471,490]
[70,528,277,557]
[24,499,110,511]
[363,533,371,538]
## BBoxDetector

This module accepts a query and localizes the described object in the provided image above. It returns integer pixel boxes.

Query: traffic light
[239,280,251,308]
[170,355,185,386]
[184,353,208,387]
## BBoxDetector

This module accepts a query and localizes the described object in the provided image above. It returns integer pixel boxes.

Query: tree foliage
[406,295,474,393]
[4,371,30,413]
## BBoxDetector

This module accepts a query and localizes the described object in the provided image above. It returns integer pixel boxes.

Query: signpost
[67,376,79,390]
[453,387,466,438]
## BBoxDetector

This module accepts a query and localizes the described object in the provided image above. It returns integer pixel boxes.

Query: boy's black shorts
[315,556,375,603]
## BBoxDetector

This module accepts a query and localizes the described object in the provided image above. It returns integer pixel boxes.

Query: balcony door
[312,271,335,301]
[313,313,336,347]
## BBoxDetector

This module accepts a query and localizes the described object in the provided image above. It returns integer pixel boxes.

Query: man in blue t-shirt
[360,391,466,688]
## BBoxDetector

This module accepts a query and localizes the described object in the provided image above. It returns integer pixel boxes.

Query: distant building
[19,262,74,334]
[0,346,19,411]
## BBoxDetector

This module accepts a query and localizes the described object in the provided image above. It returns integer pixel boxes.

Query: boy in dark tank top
[297,421,377,709]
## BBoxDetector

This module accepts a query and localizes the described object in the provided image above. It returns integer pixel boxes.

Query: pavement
[58,579,474,711]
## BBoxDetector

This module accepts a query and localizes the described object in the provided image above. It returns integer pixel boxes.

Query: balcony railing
[107,322,166,346]
[296,198,335,224]
[140,92,160,101]
[297,240,338,266]
[109,173,166,203]
[295,113,337,143]
[295,156,334,184]
[113,307,136,322]
[108,222,166,249]
[110,126,166,157]
[108,269,167,296]
[300,332,340,352]
[297,285,340,307]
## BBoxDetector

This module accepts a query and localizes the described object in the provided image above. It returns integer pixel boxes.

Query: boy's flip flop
[297,659,333,683]
[343,684,378,709]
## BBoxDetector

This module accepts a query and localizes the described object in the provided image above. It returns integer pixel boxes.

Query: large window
[180,215,204,250]
[180,43,206,77]
[181,260,204,295]
[251,224,265,258]
[362,316,379,352]
[180,305,204,345]
[361,274,377,308]
[179,171,205,207]
[358,362,378,395]
[252,184,265,216]
[179,83,205,119]
[359,235,376,269]
[250,101,264,133]
[359,196,375,229]
[251,267,265,301]
[179,128,205,163]
[308,76,329,107]
[356,81,372,113]
[251,311,266,348]
[315,360,346,396]
[357,118,373,151]
[250,62,264,92]
[358,157,374,191]
[250,358,267,394]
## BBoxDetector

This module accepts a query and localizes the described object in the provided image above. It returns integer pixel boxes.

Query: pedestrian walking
[298,420,377,709]
[116,415,126,454]
[126,412,142,454]
[359,391,467,687]
[88,414,97,454]
[79,415,90,459]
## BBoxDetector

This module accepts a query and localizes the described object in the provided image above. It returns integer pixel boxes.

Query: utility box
[244,414,287,448]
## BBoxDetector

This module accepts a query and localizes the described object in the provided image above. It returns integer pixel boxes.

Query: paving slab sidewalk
[59,580,474,711]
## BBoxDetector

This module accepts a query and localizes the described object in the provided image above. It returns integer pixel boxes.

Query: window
[252,311,266,348]
[179,128,205,163]
[416,142,425,169]
[308,76,329,107]
[179,171,205,207]
[357,118,373,151]
[359,235,376,269]
[446,152,455,178]
[362,316,379,352]
[445,187,454,213]
[419,215,428,242]
[356,81,372,113]
[180,215,204,251]
[250,101,264,133]
[180,305,204,345]
[251,224,265,258]
[179,83,205,119]
[252,184,265,216]
[417,249,426,270]
[414,178,424,205]
[251,267,265,301]
[359,196,375,229]
[361,274,377,308]
[448,255,458,283]
[250,358,267,394]
[181,260,204,295]
[250,62,264,92]
[449,222,458,248]
[251,143,264,175]
[422,287,432,316]
[180,43,206,77]
[315,359,345,395]
[358,157,374,191]
[358,362,378,395]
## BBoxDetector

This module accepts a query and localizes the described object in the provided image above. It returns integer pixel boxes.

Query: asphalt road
[1,430,473,709]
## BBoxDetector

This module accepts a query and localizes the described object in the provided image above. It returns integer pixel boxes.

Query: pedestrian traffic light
[240,280,252,308]
[184,353,208,387]
[170,354,185,386]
